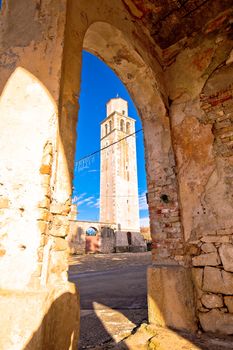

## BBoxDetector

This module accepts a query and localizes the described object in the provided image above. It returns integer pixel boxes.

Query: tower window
[120,119,125,131]
[122,110,125,115]
[126,122,130,134]
[109,120,112,132]
[105,123,108,135]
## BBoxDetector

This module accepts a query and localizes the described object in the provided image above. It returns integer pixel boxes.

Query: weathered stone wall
[165,12,233,332]
[0,0,233,346]
[193,61,233,334]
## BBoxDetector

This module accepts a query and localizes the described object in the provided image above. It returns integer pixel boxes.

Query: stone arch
[58,14,195,331]
[82,21,185,267]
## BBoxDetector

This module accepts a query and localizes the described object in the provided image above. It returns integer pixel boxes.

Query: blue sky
[73,51,149,226]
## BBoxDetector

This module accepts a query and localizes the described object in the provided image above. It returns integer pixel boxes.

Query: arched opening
[120,118,125,132]
[0,1,232,348]
[62,19,191,348]
[126,121,131,134]
[86,227,98,236]
[85,226,100,254]
[53,8,199,344]
[68,50,150,346]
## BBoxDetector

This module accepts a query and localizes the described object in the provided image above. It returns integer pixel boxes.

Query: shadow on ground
[22,291,79,350]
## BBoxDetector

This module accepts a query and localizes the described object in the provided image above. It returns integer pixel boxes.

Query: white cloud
[139,191,148,211]
[77,196,95,206]
[72,193,100,210]
[72,192,87,204]
[93,198,100,208]
[140,216,150,227]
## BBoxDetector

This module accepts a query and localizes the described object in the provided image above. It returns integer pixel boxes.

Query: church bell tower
[99,98,140,232]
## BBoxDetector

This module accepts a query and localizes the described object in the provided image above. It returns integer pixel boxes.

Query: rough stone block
[115,231,129,252]
[199,309,233,335]
[217,228,232,235]
[203,266,233,295]
[201,243,216,253]
[191,268,203,290]
[201,293,223,308]
[53,237,68,251]
[219,244,233,272]
[49,224,69,237]
[148,265,197,332]
[201,236,231,243]
[224,296,233,313]
[37,208,49,221]
[50,203,70,215]
[192,252,220,266]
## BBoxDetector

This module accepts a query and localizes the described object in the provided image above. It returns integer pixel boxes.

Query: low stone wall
[100,227,115,253]
[68,221,117,254]
[191,228,233,334]
[115,231,147,253]
[68,222,147,255]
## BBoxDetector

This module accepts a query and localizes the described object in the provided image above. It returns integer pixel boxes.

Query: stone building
[68,99,146,255]
[100,98,140,232]
[0,1,233,349]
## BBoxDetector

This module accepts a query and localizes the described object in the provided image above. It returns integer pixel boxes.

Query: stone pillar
[147,265,196,332]
[143,116,197,331]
